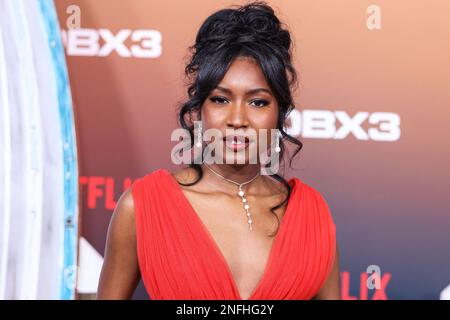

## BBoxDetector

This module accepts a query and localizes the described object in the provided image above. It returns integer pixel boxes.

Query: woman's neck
[201,163,263,194]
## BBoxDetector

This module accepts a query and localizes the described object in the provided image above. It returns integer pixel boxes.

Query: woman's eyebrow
[215,86,273,96]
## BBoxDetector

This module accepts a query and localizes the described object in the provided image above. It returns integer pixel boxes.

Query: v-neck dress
[131,168,336,300]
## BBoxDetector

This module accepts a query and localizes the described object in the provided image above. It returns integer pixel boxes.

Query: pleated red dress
[131,168,336,300]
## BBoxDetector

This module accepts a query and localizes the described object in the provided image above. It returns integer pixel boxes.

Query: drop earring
[195,121,202,148]
[274,130,281,153]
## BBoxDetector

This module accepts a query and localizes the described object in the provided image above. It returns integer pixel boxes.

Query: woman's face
[201,57,279,165]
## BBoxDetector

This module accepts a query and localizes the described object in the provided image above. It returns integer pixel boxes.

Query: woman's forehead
[215,57,271,93]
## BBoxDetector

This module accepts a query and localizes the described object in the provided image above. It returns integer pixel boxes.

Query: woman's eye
[250,99,270,107]
[209,96,229,105]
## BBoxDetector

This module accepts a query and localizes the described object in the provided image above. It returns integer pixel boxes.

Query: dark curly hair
[177,1,303,237]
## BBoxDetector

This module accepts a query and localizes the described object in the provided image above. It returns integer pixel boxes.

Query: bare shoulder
[97,187,140,299]
[111,187,135,227]
[105,187,137,254]
[119,187,135,208]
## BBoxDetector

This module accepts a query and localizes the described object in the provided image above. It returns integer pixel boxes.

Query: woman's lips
[223,136,250,152]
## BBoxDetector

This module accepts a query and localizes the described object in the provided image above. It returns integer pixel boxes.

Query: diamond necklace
[203,163,260,231]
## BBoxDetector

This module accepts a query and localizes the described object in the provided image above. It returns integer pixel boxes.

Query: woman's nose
[226,102,249,129]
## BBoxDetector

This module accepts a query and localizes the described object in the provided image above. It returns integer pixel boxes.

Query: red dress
[132,169,336,300]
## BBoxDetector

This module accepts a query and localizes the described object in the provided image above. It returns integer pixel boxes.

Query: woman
[97,2,340,300]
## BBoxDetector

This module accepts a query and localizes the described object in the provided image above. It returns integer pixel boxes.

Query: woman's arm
[96,188,141,299]
[313,245,341,300]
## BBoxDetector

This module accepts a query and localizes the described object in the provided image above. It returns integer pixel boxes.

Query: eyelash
[209,96,270,108]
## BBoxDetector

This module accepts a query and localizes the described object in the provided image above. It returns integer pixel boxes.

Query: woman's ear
[187,109,201,125]
[192,108,202,122]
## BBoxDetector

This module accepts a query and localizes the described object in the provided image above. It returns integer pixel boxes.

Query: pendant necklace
[203,163,260,231]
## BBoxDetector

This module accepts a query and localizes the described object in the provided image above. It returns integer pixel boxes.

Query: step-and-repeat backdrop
[55,0,450,299]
